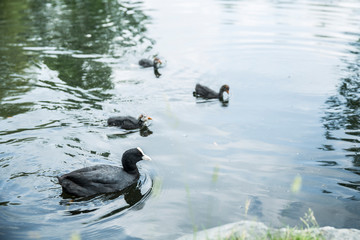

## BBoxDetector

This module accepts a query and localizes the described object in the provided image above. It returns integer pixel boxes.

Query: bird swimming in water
[138,57,162,68]
[57,147,152,197]
[107,114,152,130]
[138,57,162,78]
[193,84,230,101]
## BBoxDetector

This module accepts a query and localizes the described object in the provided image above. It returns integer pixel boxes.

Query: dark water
[1,0,360,239]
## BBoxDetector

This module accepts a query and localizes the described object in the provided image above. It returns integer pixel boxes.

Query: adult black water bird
[57,147,152,197]
[193,84,230,101]
[107,114,152,130]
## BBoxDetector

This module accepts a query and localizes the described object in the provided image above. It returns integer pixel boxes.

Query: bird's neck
[123,164,140,175]
[138,119,144,127]
[218,90,224,100]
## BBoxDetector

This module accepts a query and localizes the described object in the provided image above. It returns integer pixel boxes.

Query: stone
[176,221,360,240]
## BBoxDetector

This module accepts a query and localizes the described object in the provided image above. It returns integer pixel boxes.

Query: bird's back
[107,116,139,129]
[58,165,138,197]
[138,59,153,68]
[194,84,219,99]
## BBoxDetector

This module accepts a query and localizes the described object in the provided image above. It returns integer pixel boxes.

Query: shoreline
[176,220,360,240]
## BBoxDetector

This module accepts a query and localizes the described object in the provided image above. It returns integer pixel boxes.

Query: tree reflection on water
[321,44,360,192]
[0,0,153,118]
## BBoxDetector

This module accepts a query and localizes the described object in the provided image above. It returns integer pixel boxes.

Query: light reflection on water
[1,0,360,239]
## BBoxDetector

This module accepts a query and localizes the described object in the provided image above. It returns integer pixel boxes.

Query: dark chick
[107,114,152,130]
[138,57,162,69]
[139,57,162,78]
[193,84,230,101]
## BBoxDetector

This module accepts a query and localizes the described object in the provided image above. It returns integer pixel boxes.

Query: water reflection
[154,68,161,78]
[0,0,35,118]
[44,56,113,90]
[26,0,152,55]
[195,99,229,108]
[0,0,154,119]
[59,173,153,222]
[106,126,153,138]
[321,45,360,192]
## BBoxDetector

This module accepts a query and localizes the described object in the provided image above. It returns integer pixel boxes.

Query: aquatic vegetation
[291,175,302,194]
[212,165,220,183]
[151,176,163,198]
[244,199,251,216]
[70,232,81,240]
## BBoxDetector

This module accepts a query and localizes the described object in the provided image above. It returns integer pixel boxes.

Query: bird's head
[138,114,152,126]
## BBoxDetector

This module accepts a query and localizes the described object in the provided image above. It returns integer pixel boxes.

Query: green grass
[208,227,324,240]
[201,209,324,240]
[217,228,324,240]
[266,228,324,240]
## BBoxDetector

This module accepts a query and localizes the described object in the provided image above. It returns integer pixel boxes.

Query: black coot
[57,147,151,197]
[193,84,230,101]
[139,57,162,78]
[107,114,152,130]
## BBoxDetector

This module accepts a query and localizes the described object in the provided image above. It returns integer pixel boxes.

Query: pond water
[1,0,360,239]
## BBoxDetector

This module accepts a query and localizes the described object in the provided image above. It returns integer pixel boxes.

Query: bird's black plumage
[57,148,151,197]
[193,84,230,101]
[107,114,151,130]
